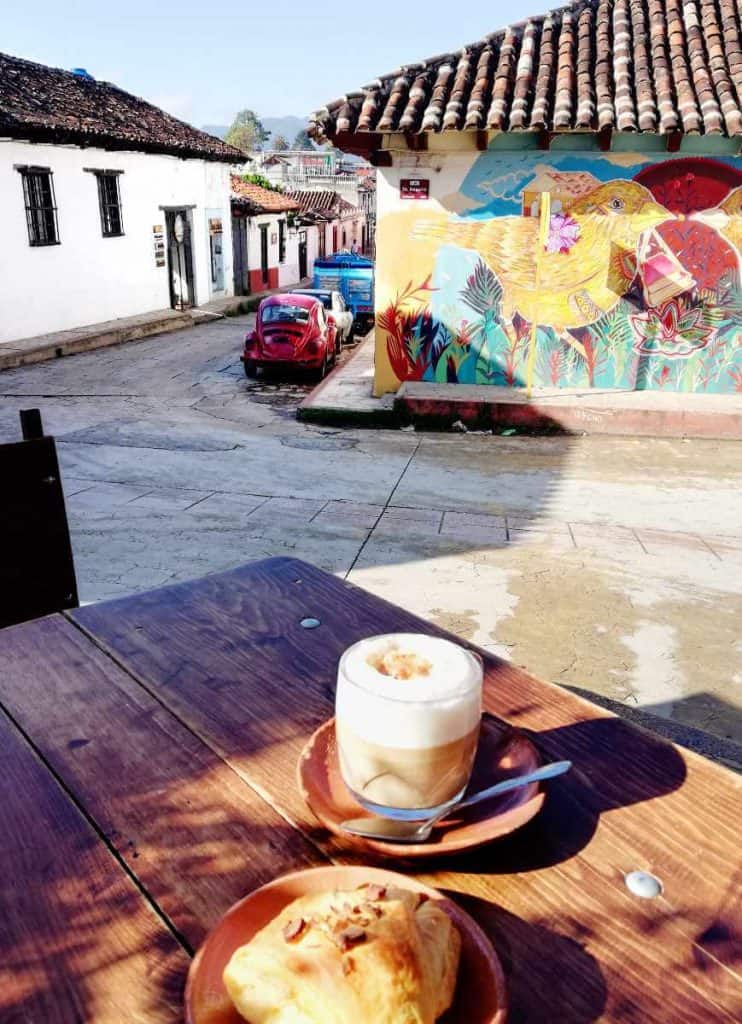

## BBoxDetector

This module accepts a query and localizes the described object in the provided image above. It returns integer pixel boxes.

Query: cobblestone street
[2,316,740,754]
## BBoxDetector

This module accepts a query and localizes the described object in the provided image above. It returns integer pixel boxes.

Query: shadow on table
[564,686,742,770]
[435,715,688,875]
[442,892,608,1024]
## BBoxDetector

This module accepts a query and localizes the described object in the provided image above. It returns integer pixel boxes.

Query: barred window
[96,172,123,237]
[19,168,59,246]
[278,219,286,263]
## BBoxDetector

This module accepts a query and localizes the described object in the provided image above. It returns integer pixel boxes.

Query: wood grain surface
[0,613,326,958]
[0,705,187,1023]
[70,557,742,1023]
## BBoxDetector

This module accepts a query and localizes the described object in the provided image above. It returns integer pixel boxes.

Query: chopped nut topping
[366,884,387,901]
[368,904,383,918]
[283,917,307,942]
[342,956,354,975]
[338,925,367,951]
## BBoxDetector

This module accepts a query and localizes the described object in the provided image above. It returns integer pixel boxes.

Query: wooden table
[1,557,739,1023]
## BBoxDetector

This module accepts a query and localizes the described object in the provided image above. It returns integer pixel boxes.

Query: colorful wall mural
[374,151,741,396]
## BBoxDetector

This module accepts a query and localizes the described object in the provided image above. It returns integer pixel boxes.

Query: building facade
[231,177,302,293]
[0,52,241,346]
[311,0,742,397]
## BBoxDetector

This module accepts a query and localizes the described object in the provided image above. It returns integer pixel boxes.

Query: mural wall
[374,151,741,396]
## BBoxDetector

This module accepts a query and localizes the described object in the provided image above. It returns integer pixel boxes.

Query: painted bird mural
[412,181,671,332]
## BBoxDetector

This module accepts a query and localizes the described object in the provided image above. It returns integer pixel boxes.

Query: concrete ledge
[395,382,742,440]
[297,331,399,427]
[0,280,313,373]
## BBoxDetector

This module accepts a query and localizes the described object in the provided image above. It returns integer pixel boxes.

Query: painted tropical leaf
[459,260,503,317]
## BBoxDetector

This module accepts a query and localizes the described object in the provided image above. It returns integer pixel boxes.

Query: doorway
[232,213,249,295]
[165,210,195,309]
[298,231,308,279]
[260,224,269,286]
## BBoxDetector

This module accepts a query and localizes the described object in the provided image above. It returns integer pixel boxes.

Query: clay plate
[298,714,544,858]
[185,865,507,1024]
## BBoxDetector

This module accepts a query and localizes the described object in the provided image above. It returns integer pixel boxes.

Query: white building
[244,149,371,206]
[230,176,306,293]
[0,51,242,346]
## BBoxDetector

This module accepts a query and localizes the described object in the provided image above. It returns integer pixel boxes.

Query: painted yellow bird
[412,181,671,331]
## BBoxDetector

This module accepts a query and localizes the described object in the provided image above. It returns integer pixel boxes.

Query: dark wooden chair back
[0,409,79,629]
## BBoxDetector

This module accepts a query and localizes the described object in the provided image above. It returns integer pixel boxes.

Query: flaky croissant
[223,883,461,1023]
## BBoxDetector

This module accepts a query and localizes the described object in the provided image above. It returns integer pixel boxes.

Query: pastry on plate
[223,883,461,1023]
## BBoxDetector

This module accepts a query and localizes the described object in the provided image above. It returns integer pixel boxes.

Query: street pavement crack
[344,437,422,579]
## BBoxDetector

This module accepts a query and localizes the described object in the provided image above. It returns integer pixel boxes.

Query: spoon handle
[456,760,572,812]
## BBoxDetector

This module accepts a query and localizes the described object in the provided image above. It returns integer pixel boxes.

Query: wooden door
[260,224,269,286]
[232,214,248,295]
[165,210,194,309]
[298,232,308,279]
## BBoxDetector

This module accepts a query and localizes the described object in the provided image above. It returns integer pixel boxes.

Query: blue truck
[313,253,375,334]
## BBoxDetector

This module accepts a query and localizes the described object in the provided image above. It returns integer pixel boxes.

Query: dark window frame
[17,166,60,247]
[278,219,286,264]
[94,171,124,237]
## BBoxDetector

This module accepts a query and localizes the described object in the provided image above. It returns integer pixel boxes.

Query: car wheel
[317,350,329,380]
[243,359,257,378]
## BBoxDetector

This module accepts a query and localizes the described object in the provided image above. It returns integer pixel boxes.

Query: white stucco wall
[245,212,281,287]
[0,138,235,344]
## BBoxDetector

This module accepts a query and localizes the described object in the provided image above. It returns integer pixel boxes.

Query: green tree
[293,129,314,150]
[225,110,271,154]
[241,173,283,193]
[272,134,290,151]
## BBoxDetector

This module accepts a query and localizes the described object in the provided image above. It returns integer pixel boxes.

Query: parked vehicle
[313,253,374,334]
[241,294,338,380]
[291,289,354,344]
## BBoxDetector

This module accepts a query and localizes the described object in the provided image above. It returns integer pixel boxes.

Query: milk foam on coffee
[337,634,481,748]
[336,634,483,812]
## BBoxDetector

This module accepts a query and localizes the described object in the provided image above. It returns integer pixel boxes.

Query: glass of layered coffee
[335,633,483,821]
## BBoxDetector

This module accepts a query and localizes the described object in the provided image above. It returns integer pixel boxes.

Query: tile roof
[230,176,301,213]
[0,51,243,161]
[284,190,361,217]
[310,0,742,140]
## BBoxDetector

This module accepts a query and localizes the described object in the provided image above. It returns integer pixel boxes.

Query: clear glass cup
[335,633,483,821]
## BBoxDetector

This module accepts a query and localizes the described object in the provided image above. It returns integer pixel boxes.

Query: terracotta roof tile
[284,190,360,217]
[0,51,243,161]
[311,0,742,139]
[230,177,300,213]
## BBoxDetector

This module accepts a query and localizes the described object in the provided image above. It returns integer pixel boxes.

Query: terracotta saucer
[297,714,544,858]
[185,864,507,1024]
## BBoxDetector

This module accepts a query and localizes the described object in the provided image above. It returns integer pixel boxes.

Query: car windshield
[297,291,332,310]
[261,305,310,324]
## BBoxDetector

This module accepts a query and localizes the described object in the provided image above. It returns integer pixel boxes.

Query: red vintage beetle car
[241,294,339,379]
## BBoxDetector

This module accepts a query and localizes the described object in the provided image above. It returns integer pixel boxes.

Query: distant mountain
[262,115,308,144]
[202,116,313,147]
[202,124,228,140]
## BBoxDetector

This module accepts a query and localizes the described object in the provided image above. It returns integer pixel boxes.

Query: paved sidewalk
[300,332,742,439]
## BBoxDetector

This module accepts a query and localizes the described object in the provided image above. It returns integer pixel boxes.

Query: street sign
[400,178,429,200]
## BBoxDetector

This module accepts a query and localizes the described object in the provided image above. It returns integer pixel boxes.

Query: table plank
[71,557,742,1022]
[0,705,187,1024]
[0,614,326,954]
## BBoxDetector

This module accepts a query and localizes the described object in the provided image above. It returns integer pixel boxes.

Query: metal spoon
[340,760,572,844]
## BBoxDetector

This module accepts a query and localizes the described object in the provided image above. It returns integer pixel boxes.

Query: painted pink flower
[545,213,581,254]
[631,299,714,359]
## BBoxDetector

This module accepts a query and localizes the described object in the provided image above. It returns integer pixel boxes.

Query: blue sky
[4,0,525,128]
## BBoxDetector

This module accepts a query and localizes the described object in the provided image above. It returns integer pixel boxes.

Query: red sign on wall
[400,178,430,200]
